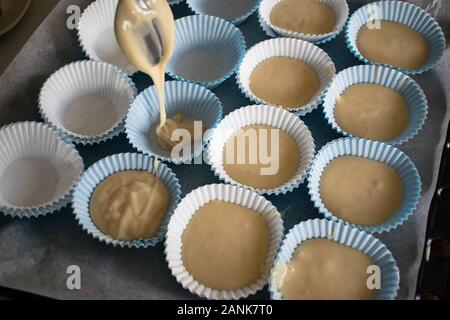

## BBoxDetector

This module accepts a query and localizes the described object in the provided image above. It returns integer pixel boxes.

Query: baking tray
[416,120,450,300]
[0,0,449,300]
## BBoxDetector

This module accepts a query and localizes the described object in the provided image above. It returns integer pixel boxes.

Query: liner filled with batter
[259,0,349,43]
[345,0,445,74]
[207,104,315,195]
[237,38,335,115]
[72,153,181,248]
[307,137,421,233]
[165,184,284,299]
[323,65,428,145]
[269,219,400,300]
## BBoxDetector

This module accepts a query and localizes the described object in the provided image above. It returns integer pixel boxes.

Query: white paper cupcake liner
[166,15,246,90]
[269,218,400,300]
[259,0,349,44]
[165,183,284,300]
[0,122,84,218]
[207,104,315,195]
[126,80,223,164]
[307,137,421,234]
[77,0,137,75]
[39,60,137,145]
[345,0,446,75]
[323,65,428,145]
[258,8,278,38]
[186,0,261,25]
[72,153,181,248]
[237,38,336,116]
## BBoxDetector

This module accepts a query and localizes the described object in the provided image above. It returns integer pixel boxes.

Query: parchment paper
[0,0,449,300]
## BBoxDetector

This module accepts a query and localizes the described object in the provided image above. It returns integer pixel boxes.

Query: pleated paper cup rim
[72,153,182,248]
[269,218,400,300]
[166,15,247,90]
[0,122,84,218]
[77,0,137,76]
[323,65,428,145]
[207,104,316,195]
[186,0,262,25]
[259,0,349,44]
[169,0,184,5]
[307,137,422,234]
[345,0,446,75]
[39,60,137,145]
[165,183,284,300]
[125,80,223,164]
[258,9,278,38]
[237,38,336,116]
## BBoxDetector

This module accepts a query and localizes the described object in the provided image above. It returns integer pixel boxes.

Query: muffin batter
[320,156,404,225]
[357,21,429,70]
[335,83,409,141]
[156,113,204,150]
[182,200,271,290]
[223,124,300,189]
[273,238,378,300]
[271,0,336,35]
[249,57,320,109]
[90,171,170,241]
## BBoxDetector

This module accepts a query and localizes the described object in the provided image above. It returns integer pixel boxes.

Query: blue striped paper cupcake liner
[307,137,421,234]
[259,0,349,44]
[165,183,284,299]
[237,38,336,116]
[125,80,223,164]
[323,64,428,145]
[39,61,137,145]
[186,0,261,25]
[72,153,181,248]
[0,122,84,218]
[207,104,316,195]
[166,15,246,89]
[345,0,446,75]
[269,219,400,300]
